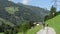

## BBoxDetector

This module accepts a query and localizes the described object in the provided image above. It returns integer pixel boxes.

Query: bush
[28,21,35,29]
[19,22,28,34]
[44,15,50,21]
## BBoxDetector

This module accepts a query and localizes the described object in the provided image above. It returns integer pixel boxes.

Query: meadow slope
[45,14,60,34]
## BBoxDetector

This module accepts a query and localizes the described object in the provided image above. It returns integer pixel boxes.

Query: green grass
[25,25,42,34]
[18,25,42,34]
[0,33,3,34]
[18,32,22,34]
[5,7,19,14]
[45,14,60,34]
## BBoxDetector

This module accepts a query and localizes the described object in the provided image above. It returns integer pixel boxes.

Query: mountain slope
[45,14,60,34]
[17,3,49,22]
[0,18,14,27]
[17,3,49,16]
[0,0,49,25]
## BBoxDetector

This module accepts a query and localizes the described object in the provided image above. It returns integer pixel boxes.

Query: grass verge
[18,25,42,34]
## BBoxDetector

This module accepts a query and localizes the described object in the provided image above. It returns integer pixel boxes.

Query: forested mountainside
[0,0,49,26]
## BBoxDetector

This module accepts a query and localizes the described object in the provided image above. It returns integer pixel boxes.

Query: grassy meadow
[45,14,60,34]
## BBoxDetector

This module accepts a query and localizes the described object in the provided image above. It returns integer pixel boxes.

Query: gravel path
[36,27,56,34]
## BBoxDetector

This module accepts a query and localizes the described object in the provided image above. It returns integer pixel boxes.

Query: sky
[10,0,60,11]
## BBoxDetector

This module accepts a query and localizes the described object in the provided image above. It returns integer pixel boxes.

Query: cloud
[22,0,29,4]
[8,0,13,1]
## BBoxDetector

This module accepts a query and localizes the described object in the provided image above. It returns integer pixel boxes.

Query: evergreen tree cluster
[44,6,60,21]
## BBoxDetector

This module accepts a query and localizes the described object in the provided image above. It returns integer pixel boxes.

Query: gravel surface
[36,27,56,34]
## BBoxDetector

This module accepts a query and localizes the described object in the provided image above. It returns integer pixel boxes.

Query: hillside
[17,3,49,17]
[0,0,49,26]
[45,14,60,34]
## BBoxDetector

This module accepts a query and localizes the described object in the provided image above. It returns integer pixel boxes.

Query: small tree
[44,15,49,21]
[19,22,28,34]
[28,21,34,29]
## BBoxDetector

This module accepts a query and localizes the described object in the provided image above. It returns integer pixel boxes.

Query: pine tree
[50,6,56,18]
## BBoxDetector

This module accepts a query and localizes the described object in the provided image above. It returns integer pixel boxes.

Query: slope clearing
[45,14,60,34]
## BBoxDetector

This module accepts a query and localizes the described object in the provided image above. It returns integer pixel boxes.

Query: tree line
[44,6,60,21]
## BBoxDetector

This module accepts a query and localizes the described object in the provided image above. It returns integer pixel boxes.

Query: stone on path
[36,27,56,34]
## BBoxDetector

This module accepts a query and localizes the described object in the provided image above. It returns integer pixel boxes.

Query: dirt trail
[36,27,56,34]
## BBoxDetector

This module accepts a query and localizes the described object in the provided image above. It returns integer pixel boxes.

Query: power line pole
[52,0,60,10]
[54,0,57,8]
